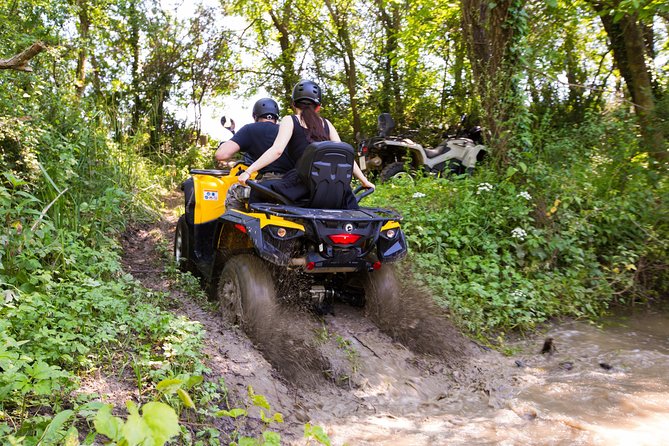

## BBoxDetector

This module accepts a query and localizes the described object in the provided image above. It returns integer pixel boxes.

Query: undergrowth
[368,111,668,339]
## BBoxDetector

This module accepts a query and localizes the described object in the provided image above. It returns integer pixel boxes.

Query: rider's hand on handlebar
[361,179,375,189]
[238,171,251,186]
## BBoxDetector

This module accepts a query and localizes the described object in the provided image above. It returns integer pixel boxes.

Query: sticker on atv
[203,190,219,201]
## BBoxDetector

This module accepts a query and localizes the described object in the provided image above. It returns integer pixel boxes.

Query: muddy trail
[120,193,669,445]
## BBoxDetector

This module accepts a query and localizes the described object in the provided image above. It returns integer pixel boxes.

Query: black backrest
[296,141,354,209]
[377,113,395,137]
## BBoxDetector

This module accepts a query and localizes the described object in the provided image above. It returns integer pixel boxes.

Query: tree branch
[0,42,47,72]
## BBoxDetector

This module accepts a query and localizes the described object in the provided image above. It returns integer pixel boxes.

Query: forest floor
[115,192,669,445]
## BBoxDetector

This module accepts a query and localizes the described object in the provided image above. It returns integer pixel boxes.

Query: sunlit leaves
[93,402,180,446]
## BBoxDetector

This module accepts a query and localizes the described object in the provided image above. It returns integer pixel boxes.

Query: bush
[368,111,667,337]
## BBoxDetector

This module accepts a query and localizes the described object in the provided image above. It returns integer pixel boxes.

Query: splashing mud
[361,265,478,359]
[120,195,669,445]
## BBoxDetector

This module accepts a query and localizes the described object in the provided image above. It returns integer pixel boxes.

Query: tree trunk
[130,0,142,134]
[375,0,403,118]
[590,1,666,163]
[324,0,362,138]
[0,42,46,71]
[75,0,90,99]
[620,15,665,162]
[460,0,525,165]
[269,4,300,103]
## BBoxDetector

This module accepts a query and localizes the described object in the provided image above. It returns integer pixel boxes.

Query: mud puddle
[121,194,669,445]
[313,308,669,446]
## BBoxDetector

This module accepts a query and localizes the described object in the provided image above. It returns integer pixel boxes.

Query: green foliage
[214,386,286,446]
[304,423,332,446]
[94,401,180,446]
[369,111,667,337]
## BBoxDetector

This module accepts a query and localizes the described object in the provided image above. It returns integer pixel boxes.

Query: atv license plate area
[359,156,367,170]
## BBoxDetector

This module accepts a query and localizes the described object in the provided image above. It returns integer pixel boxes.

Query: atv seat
[424,144,452,159]
[378,113,395,137]
[296,141,355,209]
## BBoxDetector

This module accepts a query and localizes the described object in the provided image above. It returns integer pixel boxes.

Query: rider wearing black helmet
[215,97,292,175]
[238,80,374,209]
[252,97,280,121]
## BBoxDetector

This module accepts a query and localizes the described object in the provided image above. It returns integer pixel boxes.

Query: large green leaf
[141,402,180,445]
[93,405,123,442]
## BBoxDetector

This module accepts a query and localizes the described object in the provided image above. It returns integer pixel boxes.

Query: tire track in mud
[121,192,516,445]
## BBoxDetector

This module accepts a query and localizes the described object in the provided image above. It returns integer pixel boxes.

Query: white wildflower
[517,191,532,200]
[590,154,611,168]
[412,192,426,198]
[476,182,493,194]
[511,227,527,241]
[510,290,526,301]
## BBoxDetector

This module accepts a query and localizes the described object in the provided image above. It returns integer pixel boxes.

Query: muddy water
[316,307,669,446]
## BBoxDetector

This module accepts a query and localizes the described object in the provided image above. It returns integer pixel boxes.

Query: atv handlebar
[354,185,375,203]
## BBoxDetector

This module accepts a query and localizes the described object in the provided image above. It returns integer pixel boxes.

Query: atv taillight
[234,224,247,233]
[306,261,316,271]
[362,145,368,155]
[373,261,382,270]
[328,234,362,245]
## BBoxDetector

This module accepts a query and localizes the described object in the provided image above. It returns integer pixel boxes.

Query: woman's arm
[238,116,294,185]
[353,162,374,189]
[326,119,341,142]
[326,120,375,189]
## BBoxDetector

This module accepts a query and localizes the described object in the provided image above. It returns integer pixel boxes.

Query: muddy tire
[380,161,413,183]
[362,265,474,357]
[217,254,278,339]
[219,255,328,384]
[174,215,196,273]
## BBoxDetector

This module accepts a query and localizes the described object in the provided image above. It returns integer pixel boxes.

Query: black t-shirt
[286,115,331,165]
[230,121,293,174]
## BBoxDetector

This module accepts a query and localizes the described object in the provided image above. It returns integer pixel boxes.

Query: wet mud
[117,192,669,445]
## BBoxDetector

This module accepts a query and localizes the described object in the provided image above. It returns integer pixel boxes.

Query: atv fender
[377,220,408,262]
[217,209,305,266]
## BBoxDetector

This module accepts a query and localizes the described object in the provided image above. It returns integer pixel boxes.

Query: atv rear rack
[249,203,403,222]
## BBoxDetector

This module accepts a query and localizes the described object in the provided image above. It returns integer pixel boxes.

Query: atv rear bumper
[222,203,407,272]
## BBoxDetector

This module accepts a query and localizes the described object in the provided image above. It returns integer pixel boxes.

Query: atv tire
[174,215,196,273]
[217,254,278,339]
[380,161,413,183]
[362,265,472,357]
[361,265,403,324]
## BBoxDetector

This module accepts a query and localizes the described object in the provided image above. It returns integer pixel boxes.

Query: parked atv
[174,141,408,339]
[357,113,487,182]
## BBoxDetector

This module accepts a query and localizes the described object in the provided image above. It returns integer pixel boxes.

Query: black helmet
[291,80,322,105]
[252,98,280,121]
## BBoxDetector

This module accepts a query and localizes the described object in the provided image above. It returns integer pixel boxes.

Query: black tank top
[286,115,330,165]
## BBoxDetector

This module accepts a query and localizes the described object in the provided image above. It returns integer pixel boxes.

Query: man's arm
[214,140,241,163]
[238,116,293,184]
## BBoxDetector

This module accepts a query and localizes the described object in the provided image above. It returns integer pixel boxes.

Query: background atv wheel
[217,254,278,338]
[380,161,413,183]
[174,215,196,273]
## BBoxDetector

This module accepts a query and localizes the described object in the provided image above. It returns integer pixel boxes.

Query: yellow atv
[174,141,408,336]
